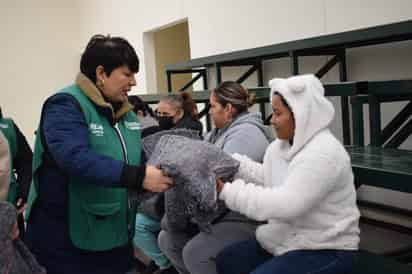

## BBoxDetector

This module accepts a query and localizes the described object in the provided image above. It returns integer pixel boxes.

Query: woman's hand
[16,198,26,215]
[216,179,225,193]
[143,165,174,192]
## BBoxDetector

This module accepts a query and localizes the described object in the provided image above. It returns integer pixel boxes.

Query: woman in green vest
[0,106,34,238]
[25,34,173,274]
[0,131,10,201]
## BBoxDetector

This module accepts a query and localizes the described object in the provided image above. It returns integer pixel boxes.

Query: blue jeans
[133,213,171,269]
[216,239,358,274]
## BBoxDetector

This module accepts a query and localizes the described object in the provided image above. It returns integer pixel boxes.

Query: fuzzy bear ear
[307,74,325,95]
[268,78,284,89]
[268,78,284,102]
[286,76,306,93]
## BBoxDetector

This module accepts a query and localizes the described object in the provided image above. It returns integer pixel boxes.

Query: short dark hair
[80,34,139,83]
[213,81,255,117]
[128,95,154,117]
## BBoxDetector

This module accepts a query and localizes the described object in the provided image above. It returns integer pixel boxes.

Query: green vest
[27,85,141,251]
[0,117,18,203]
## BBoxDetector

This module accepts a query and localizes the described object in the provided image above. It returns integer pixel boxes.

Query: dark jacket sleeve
[41,94,146,190]
[12,122,33,202]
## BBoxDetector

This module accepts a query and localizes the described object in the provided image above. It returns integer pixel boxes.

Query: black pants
[18,213,25,240]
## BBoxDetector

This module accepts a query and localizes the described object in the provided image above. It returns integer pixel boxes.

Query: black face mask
[158,116,175,130]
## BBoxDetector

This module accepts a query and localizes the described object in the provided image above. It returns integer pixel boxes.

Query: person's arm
[12,122,33,203]
[232,153,265,186]
[0,133,10,201]
[220,153,339,222]
[42,94,172,193]
[42,94,146,190]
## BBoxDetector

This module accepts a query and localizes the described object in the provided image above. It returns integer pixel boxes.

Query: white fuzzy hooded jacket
[220,74,360,255]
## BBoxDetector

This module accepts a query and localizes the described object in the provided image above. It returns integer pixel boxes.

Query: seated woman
[134,92,201,274]
[158,81,273,274]
[215,75,360,274]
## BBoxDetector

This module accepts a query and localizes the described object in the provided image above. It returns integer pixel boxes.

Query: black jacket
[175,115,203,136]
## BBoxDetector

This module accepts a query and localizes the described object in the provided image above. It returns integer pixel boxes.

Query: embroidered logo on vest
[125,121,140,130]
[89,123,104,136]
[0,123,9,129]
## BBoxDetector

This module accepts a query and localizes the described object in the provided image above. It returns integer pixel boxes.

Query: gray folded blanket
[145,134,239,232]
[0,201,46,274]
[142,128,201,159]
[134,129,202,220]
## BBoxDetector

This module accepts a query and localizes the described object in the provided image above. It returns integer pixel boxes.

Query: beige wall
[0,1,410,147]
[153,22,191,93]
[0,0,411,155]
[77,0,187,94]
[0,1,83,145]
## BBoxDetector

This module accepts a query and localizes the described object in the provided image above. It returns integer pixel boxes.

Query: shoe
[142,261,159,274]
[133,257,148,273]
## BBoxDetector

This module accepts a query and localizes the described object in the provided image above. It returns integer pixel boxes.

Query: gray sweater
[204,112,273,162]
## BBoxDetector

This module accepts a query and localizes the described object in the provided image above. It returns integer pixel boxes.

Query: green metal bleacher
[140,19,412,272]
[140,82,412,195]
[164,19,412,145]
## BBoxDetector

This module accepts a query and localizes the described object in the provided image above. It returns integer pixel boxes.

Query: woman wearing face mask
[155,92,202,134]
[131,92,201,274]
[158,81,273,274]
